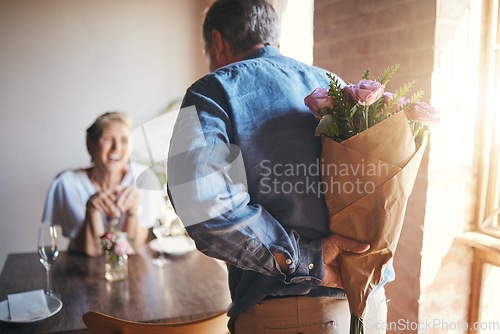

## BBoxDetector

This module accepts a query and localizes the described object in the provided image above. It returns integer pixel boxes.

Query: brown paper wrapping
[321,111,428,320]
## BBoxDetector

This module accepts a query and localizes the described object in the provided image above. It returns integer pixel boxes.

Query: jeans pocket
[263,320,336,333]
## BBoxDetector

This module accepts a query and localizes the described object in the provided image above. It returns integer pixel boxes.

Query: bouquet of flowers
[100,219,132,257]
[100,219,133,281]
[304,65,439,334]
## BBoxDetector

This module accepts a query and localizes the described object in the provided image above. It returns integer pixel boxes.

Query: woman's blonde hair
[86,111,132,146]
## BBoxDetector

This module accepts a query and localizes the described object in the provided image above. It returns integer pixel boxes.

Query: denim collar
[244,45,281,60]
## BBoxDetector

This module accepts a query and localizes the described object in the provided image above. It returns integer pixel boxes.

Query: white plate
[0,295,63,323]
[150,235,196,255]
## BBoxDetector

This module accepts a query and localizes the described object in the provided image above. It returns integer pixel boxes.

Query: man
[167,0,390,332]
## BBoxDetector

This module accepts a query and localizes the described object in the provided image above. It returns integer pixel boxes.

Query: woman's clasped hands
[87,186,142,218]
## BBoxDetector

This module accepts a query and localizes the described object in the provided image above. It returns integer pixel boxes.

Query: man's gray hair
[203,0,280,55]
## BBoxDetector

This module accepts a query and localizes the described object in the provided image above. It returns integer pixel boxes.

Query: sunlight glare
[279,0,314,65]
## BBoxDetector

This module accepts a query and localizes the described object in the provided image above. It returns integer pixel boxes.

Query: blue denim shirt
[167,45,394,318]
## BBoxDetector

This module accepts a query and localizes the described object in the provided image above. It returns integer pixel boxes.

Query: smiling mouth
[109,154,121,161]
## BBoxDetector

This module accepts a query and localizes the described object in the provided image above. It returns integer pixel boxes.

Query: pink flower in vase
[101,231,115,242]
[100,231,115,251]
[113,239,131,256]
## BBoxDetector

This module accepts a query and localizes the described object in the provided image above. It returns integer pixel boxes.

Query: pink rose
[101,231,115,242]
[383,92,408,114]
[304,88,334,118]
[114,239,131,256]
[343,79,385,106]
[100,231,114,252]
[405,102,440,125]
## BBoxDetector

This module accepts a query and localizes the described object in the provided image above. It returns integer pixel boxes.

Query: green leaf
[317,107,332,118]
[361,68,370,80]
[383,79,416,113]
[350,314,365,334]
[326,73,349,112]
[315,114,337,137]
[350,104,359,118]
[377,64,399,85]
[368,96,385,126]
[408,89,424,104]
[323,72,357,142]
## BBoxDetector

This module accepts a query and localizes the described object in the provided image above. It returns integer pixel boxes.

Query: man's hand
[322,234,370,289]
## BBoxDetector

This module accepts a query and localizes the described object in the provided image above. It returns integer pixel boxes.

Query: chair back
[82,310,229,334]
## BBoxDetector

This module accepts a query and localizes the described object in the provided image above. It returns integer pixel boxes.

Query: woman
[42,111,165,256]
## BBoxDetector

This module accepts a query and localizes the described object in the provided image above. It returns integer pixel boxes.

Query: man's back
[173,45,346,317]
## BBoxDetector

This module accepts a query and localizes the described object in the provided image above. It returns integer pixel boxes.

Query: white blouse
[42,163,166,239]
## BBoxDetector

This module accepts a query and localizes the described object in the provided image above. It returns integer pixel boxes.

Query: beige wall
[0,0,209,270]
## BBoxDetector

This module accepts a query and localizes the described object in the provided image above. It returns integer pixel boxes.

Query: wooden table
[0,246,231,333]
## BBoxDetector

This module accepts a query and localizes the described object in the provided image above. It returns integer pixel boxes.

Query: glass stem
[45,267,51,295]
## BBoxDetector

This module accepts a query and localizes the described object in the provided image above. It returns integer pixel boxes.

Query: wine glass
[38,224,59,296]
[168,217,185,236]
[151,218,170,267]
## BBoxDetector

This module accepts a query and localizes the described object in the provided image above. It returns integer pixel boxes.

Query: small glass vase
[105,251,128,282]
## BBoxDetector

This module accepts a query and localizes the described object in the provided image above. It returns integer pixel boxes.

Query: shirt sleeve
[167,83,324,285]
[41,171,88,239]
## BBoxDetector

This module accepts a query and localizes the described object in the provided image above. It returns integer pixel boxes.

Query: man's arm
[168,76,371,287]
[168,86,328,285]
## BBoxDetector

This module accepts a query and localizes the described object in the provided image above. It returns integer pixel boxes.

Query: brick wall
[313,0,435,100]
[313,0,437,329]
[313,0,477,333]
[419,241,473,334]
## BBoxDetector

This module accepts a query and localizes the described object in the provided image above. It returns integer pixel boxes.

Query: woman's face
[92,121,130,173]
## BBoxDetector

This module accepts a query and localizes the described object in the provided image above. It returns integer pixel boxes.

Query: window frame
[476,0,500,238]
[467,0,500,331]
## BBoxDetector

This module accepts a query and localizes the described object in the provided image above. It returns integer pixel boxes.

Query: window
[467,0,500,332]
[271,0,314,65]
[476,0,500,238]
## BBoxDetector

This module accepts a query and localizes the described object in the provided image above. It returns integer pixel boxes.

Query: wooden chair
[82,310,229,334]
